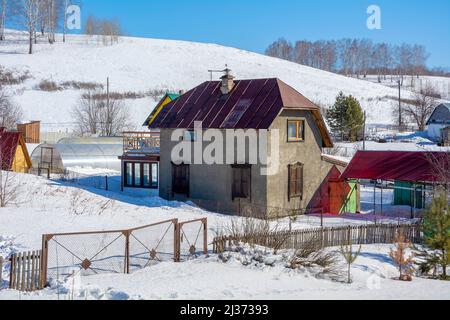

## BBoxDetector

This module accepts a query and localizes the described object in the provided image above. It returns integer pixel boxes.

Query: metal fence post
[174,219,180,262]
[123,231,130,274]
[203,218,208,255]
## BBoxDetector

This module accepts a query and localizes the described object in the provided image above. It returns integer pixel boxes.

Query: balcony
[122,131,160,153]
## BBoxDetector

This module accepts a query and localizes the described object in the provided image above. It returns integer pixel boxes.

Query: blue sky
[80,0,448,68]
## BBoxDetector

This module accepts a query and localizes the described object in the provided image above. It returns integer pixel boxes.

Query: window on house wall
[124,162,158,189]
[172,163,189,195]
[134,163,141,186]
[288,163,304,200]
[287,120,305,142]
[126,163,133,186]
[232,165,251,200]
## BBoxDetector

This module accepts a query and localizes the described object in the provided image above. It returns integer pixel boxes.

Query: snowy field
[1,173,449,300]
[0,29,429,132]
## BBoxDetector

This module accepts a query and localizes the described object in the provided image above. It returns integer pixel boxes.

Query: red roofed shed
[341,151,448,183]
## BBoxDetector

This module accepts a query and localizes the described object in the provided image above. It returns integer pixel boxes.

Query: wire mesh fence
[128,220,177,272]
[177,218,208,261]
[41,218,207,287]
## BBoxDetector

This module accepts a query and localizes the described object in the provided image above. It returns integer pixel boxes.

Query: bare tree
[426,152,450,189]
[0,0,7,41]
[0,85,23,130]
[72,90,130,136]
[10,0,44,54]
[403,84,439,131]
[265,38,293,61]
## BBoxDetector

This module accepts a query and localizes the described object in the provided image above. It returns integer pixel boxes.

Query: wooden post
[26,251,31,291]
[174,219,180,262]
[0,256,3,287]
[124,231,130,274]
[21,253,26,292]
[203,219,208,255]
[10,255,16,289]
[40,235,49,289]
[31,251,36,291]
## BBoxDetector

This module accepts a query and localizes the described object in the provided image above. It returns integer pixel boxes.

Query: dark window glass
[172,164,189,195]
[288,163,304,200]
[232,165,251,199]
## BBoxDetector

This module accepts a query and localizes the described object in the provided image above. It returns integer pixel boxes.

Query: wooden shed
[0,128,32,173]
[17,121,40,144]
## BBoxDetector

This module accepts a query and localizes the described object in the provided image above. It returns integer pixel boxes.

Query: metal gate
[41,219,178,287]
[176,218,208,261]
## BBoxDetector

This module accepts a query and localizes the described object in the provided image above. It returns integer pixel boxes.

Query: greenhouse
[30,143,123,174]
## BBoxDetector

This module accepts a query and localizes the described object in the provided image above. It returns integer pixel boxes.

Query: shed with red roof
[0,128,32,173]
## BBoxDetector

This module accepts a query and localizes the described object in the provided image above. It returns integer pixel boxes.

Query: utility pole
[107,77,110,109]
[398,80,402,131]
[363,111,366,151]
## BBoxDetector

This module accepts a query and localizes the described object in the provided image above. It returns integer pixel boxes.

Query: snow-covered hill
[0,30,422,132]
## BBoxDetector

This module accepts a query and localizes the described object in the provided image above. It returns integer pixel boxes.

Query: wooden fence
[213,223,422,253]
[5,251,44,292]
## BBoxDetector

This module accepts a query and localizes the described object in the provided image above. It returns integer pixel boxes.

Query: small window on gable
[288,163,304,200]
[232,165,251,200]
[287,120,305,142]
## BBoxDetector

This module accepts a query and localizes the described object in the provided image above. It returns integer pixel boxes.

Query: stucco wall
[158,109,333,218]
[159,129,268,215]
[266,109,335,217]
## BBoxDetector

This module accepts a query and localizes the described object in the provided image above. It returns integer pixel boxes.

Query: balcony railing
[123,131,160,153]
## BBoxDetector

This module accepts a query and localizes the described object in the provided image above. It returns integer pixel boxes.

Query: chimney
[220,67,235,95]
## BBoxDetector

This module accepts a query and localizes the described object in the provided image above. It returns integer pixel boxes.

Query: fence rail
[40,218,208,289]
[6,251,44,292]
[212,223,422,253]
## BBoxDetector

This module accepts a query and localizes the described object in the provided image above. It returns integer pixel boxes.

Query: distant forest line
[265,38,450,83]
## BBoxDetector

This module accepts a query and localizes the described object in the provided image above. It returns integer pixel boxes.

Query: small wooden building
[0,128,32,173]
[17,121,40,144]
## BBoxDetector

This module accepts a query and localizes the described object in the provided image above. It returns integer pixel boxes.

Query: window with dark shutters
[288,163,304,200]
[172,163,189,195]
[232,165,251,200]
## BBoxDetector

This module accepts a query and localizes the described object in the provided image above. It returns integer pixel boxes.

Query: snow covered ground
[0,173,448,300]
[0,29,425,132]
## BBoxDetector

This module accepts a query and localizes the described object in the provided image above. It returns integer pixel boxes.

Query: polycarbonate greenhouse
[30,143,123,173]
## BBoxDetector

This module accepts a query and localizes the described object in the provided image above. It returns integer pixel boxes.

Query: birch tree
[0,0,7,41]
[10,0,43,54]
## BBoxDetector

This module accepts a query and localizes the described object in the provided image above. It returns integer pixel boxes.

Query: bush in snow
[288,239,343,281]
[389,231,415,281]
[340,242,362,284]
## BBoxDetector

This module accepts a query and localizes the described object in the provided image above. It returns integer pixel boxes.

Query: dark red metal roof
[341,151,449,183]
[0,128,22,170]
[149,78,333,147]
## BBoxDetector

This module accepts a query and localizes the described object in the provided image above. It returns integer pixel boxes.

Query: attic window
[287,120,305,142]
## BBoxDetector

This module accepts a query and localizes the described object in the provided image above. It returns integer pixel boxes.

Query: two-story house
[147,72,358,218]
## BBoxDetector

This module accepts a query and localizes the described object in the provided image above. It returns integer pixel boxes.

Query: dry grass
[0,66,31,85]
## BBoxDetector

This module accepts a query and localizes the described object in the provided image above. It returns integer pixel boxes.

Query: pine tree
[422,190,450,279]
[326,92,364,142]
[389,231,415,281]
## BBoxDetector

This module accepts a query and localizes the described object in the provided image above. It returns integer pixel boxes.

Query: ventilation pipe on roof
[220,67,235,95]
